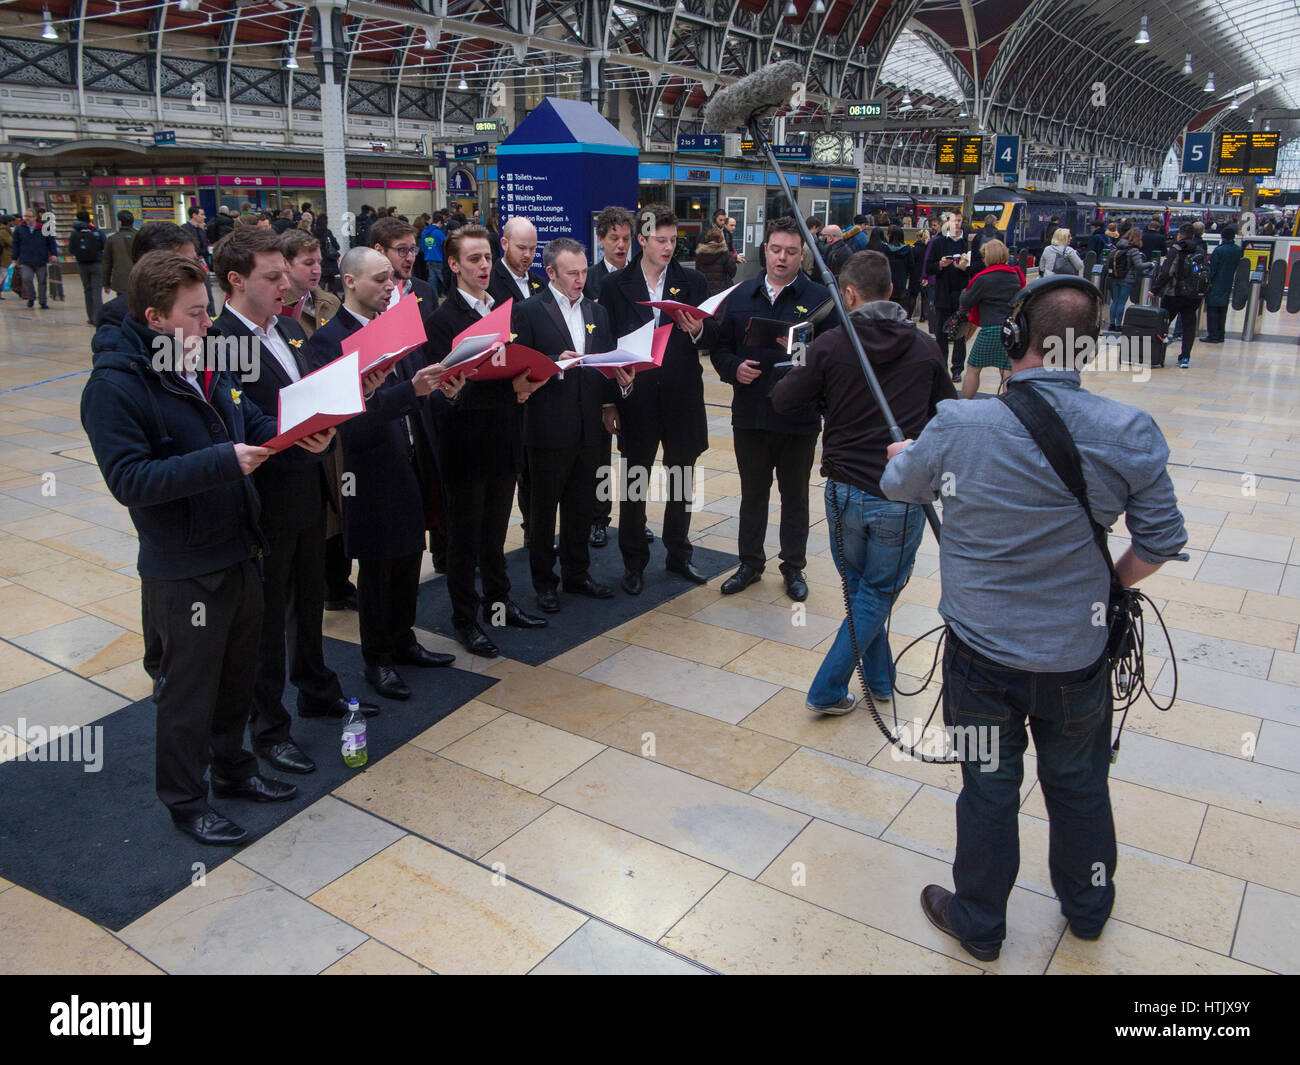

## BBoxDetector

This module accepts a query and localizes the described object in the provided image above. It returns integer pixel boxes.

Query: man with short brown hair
[82,251,308,845]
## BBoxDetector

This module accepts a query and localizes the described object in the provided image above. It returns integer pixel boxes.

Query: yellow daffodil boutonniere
[230,388,242,406]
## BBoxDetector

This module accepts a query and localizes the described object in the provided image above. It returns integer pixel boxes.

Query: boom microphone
[701,61,803,131]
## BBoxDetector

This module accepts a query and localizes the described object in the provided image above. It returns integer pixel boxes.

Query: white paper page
[279,350,363,430]
[698,281,742,315]
[441,332,500,368]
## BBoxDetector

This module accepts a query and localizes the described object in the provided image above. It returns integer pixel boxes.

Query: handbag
[1,263,12,293]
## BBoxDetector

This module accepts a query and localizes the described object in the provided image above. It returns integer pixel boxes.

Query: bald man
[488,216,546,307]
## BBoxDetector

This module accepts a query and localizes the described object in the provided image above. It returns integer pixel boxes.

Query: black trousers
[141,586,163,682]
[1205,303,1227,342]
[528,443,600,590]
[324,533,353,598]
[592,432,613,527]
[733,428,818,574]
[143,559,261,818]
[444,470,515,628]
[357,551,422,666]
[618,433,697,573]
[251,510,342,747]
[517,421,531,535]
[934,298,967,375]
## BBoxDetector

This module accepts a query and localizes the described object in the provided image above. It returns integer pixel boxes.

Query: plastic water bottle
[341,699,367,768]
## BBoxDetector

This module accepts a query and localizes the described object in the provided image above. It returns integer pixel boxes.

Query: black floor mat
[0,638,495,931]
[415,533,736,666]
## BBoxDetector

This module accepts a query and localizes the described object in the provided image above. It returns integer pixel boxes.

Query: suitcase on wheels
[47,261,65,302]
[1121,304,1169,368]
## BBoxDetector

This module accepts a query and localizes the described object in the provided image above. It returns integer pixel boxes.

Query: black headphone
[1000,274,1104,361]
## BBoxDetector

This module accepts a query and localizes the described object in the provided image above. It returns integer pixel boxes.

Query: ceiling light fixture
[812,0,826,13]
[457,75,468,91]
[1181,53,1192,75]
[1134,15,1149,45]
[286,53,298,70]
[783,1,798,17]
[1229,94,1239,109]
[1248,107,1256,123]
[423,29,436,50]
[901,87,911,106]
[1203,72,1215,92]
[41,9,58,40]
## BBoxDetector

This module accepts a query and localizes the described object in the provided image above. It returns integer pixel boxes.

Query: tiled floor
[0,281,1297,975]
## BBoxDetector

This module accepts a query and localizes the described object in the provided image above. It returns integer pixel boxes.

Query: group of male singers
[81,202,829,847]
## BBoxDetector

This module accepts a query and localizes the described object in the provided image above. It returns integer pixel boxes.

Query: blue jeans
[1108,281,1132,327]
[941,631,1116,952]
[807,481,924,708]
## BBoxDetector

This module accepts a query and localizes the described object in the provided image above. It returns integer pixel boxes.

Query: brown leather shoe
[920,884,1000,962]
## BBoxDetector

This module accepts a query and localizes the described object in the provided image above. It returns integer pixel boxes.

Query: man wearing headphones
[880,275,1187,964]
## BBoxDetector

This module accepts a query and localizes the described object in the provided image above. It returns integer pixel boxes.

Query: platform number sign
[993,135,1020,176]
[1182,132,1212,175]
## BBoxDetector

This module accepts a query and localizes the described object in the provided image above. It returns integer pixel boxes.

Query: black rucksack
[1176,249,1211,300]
[825,239,852,277]
[1109,247,1131,281]
[70,227,100,264]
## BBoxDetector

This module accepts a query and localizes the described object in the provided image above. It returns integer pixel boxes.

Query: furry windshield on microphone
[701,61,803,131]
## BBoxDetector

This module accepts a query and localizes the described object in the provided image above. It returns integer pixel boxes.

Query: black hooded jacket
[80,315,276,580]
[770,302,956,497]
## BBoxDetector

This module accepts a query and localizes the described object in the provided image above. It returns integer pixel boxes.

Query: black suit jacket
[390,276,447,524]
[511,287,616,451]
[426,287,520,480]
[598,253,714,458]
[209,308,330,535]
[303,309,426,559]
[583,257,623,302]
[488,258,546,308]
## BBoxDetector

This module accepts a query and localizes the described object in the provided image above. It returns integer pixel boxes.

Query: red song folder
[265,350,365,452]
[560,321,672,378]
[351,292,428,380]
[637,280,741,320]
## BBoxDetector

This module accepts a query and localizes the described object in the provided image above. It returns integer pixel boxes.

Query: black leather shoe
[171,810,248,846]
[563,576,614,599]
[299,697,380,719]
[721,564,762,595]
[324,588,358,611]
[644,527,656,542]
[501,601,547,628]
[259,740,316,774]
[536,589,560,613]
[210,774,299,803]
[920,884,1000,962]
[365,663,411,700]
[590,523,608,548]
[666,557,708,584]
[431,553,448,575]
[456,623,500,658]
[783,569,809,602]
[393,644,455,668]
[621,569,643,596]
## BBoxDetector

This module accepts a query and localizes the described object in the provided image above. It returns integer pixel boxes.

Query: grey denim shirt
[880,367,1188,672]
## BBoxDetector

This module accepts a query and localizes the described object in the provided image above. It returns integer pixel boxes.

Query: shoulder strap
[998,382,1120,588]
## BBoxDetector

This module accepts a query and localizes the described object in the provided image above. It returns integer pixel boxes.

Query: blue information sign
[993,135,1019,174]
[771,144,812,161]
[154,130,176,146]
[454,142,489,159]
[1182,131,1212,174]
[676,134,722,152]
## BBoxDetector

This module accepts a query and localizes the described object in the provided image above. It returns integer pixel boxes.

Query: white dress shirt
[642,264,666,325]
[456,285,494,318]
[508,266,533,301]
[764,275,787,306]
[224,304,301,383]
[549,283,587,354]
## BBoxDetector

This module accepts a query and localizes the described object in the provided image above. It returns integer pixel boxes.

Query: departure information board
[1215,132,1250,175]
[936,135,982,174]
[1248,132,1281,175]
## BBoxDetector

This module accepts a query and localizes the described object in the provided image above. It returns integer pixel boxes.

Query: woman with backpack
[956,239,1024,400]
[1037,228,1084,278]
[1151,222,1206,368]
[312,213,341,294]
[1106,226,1145,331]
